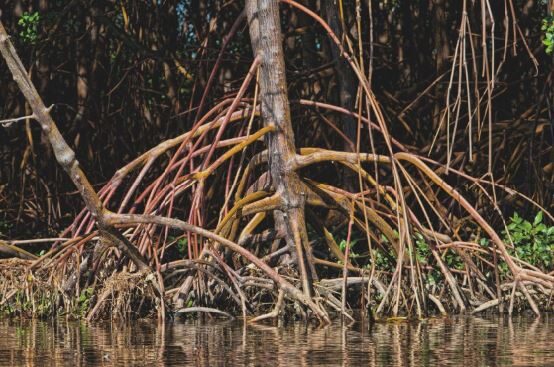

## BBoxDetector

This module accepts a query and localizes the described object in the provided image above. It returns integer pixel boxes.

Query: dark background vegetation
[0,0,552,240]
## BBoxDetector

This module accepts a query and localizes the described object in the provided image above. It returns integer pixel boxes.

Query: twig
[0,114,35,127]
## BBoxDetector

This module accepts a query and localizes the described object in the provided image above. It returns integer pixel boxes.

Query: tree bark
[245,0,317,296]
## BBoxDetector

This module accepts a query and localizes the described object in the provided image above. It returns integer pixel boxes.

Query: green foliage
[479,237,490,247]
[413,233,463,285]
[444,250,464,270]
[338,238,359,260]
[542,16,554,54]
[503,212,554,271]
[413,232,464,268]
[368,234,396,271]
[371,247,394,271]
[168,235,188,256]
[176,237,188,255]
[77,287,94,316]
[18,12,40,44]
[329,227,362,264]
[414,233,431,264]
[0,287,55,317]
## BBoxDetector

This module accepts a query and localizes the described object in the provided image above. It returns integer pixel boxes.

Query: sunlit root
[1,0,552,323]
[248,289,284,323]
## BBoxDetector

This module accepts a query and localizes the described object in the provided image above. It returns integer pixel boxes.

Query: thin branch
[0,113,35,127]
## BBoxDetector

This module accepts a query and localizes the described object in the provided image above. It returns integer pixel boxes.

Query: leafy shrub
[542,16,554,54]
[18,12,40,44]
[503,212,554,271]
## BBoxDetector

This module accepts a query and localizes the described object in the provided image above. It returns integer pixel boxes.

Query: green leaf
[522,221,532,232]
[534,211,543,226]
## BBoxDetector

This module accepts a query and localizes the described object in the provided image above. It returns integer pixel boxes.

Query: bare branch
[0,114,35,127]
[0,21,151,272]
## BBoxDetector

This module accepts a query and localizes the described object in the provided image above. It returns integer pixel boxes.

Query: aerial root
[248,289,285,323]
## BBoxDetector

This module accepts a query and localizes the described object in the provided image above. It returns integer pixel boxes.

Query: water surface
[0,315,552,366]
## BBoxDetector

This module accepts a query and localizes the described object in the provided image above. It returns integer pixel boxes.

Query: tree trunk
[245,0,316,296]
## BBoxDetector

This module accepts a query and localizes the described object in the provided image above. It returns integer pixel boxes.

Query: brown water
[0,315,552,366]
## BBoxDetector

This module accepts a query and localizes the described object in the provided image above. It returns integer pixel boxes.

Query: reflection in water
[0,315,552,366]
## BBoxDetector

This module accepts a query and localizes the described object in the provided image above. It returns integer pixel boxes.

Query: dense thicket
[1,0,551,236]
[0,0,552,320]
